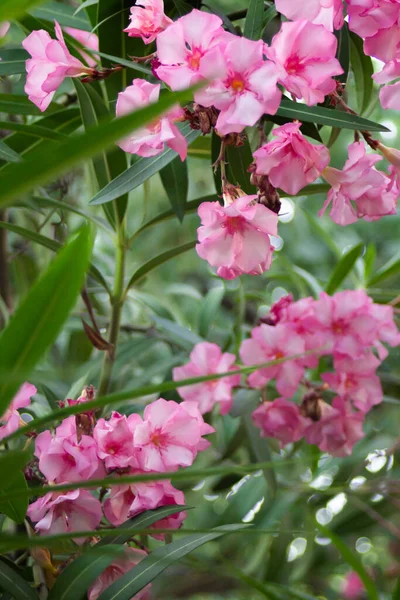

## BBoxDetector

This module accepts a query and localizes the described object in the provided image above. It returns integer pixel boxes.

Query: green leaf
[0,87,196,208]
[276,97,389,132]
[98,506,190,547]
[159,156,188,222]
[367,251,400,287]
[243,0,264,40]
[31,196,112,233]
[94,51,152,76]
[0,557,39,600]
[350,32,374,114]
[0,0,48,21]
[126,240,196,289]
[393,577,400,600]
[0,140,21,163]
[0,221,110,293]
[325,243,364,294]
[48,545,125,600]
[198,286,225,337]
[0,451,30,485]
[0,121,67,142]
[0,226,93,415]
[335,22,350,84]
[0,94,60,117]
[187,136,211,159]
[0,471,28,524]
[135,195,215,235]
[363,243,376,283]
[316,524,379,600]
[29,0,91,29]
[0,49,28,76]
[211,132,256,196]
[74,80,128,227]
[90,125,200,206]
[97,525,248,600]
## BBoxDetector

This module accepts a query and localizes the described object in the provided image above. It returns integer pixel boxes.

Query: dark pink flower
[94,411,141,470]
[253,122,330,195]
[252,398,308,446]
[173,342,240,415]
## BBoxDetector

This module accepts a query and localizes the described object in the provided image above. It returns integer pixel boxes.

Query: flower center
[150,428,164,447]
[222,216,247,235]
[274,350,285,360]
[285,54,304,75]
[332,320,348,335]
[228,74,246,93]
[187,49,203,71]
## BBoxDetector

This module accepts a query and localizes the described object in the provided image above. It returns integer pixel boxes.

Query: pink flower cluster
[240,290,399,456]
[27,395,213,541]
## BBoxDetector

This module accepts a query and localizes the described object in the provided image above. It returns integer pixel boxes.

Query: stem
[0,210,12,327]
[97,220,126,397]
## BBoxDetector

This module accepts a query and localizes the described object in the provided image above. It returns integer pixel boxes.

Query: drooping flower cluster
[240,290,400,456]
[27,393,213,543]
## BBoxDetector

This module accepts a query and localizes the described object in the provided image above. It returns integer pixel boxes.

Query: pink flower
[240,323,306,397]
[342,571,365,599]
[305,397,365,456]
[370,301,400,358]
[22,21,93,112]
[322,352,383,413]
[124,0,172,45]
[173,342,240,415]
[268,294,294,325]
[103,478,186,535]
[35,416,103,483]
[27,490,102,542]
[0,22,10,39]
[94,411,141,470]
[0,382,36,441]
[155,9,226,90]
[194,36,281,135]
[116,78,187,159]
[320,142,397,226]
[64,27,99,68]
[133,398,214,472]
[305,291,379,358]
[196,195,278,280]
[252,398,308,447]
[347,0,400,38]
[266,20,343,105]
[253,122,330,195]
[363,27,400,110]
[275,0,344,31]
[89,547,150,600]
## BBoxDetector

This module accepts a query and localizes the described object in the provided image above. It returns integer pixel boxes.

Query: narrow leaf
[316,524,379,600]
[0,226,93,415]
[98,525,249,600]
[211,132,256,196]
[243,0,264,40]
[0,49,28,76]
[198,286,225,337]
[29,0,91,30]
[90,125,200,206]
[277,97,389,132]
[335,22,350,84]
[367,251,400,287]
[0,471,28,524]
[350,32,374,114]
[0,0,48,21]
[0,88,196,208]
[126,241,196,289]
[159,156,188,222]
[0,558,39,600]
[0,140,21,163]
[325,243,364,294]
[393,577,400,600]
[0,121,67,142]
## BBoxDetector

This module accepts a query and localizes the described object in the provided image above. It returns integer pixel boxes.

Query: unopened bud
[377,142,400,168]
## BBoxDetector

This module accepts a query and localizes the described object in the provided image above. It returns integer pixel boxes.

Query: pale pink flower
[94,411,141,470]
[124,0,172,45]
[89,547,150,600]
[252,398,308,447]
[103,478,186,535]
[196,196,278,280]
[265,20,343,105]
[275,0,344,31]
[304,290,379,358]
[253,122,330,195]
[133,398,214,472]
[305,397,365,456]
[322,353,383,413]
[0,22,10,39]
[116,78,187,159]
[194,36,281,135]
[240,323,306,397]
[173,342,240,415]
[362,26,400,110]
[22,21,93,112]
[370,301,400,358]
[0,382,36,441]
[155,9,226,90]
[35,416,103,483]
[27,490,102,542]
[64,27,99,68]
[320,142,397,225]
[342,571,366,599]
[347,0,400,38]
